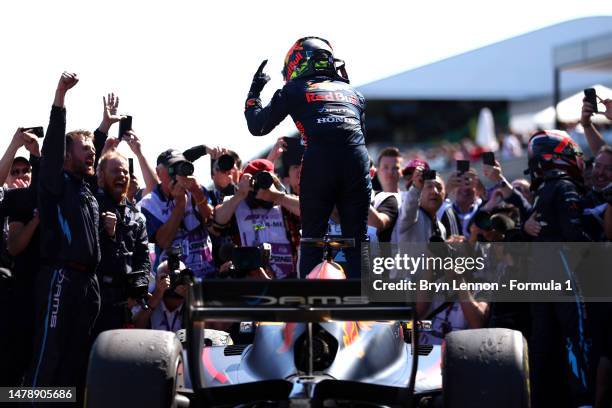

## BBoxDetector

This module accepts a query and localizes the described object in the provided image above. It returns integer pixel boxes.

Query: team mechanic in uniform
[244,37,371,277]
[25,73,101,402]
[525,130,594,408]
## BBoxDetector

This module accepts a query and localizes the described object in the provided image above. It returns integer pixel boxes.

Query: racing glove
[247,59,270,99]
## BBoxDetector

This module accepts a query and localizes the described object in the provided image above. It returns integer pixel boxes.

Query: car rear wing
[187,278,412,322]
[183,279,415,391]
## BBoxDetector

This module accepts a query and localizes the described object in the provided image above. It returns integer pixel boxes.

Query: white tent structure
[358,17,612,102]
[475,108,499,151]
[357,16,612,137]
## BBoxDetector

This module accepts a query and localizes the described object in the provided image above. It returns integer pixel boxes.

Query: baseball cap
[242,159,275,176]
[12,156,30,167]
[402,159,430,176]
[157,149,188,167]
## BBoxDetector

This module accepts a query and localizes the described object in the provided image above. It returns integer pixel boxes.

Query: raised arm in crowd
[0,129,37,186]
[581,97,612,155]
[214,172,300,227]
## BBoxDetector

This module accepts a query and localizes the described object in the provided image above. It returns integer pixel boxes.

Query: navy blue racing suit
[528,172,594,407]
[25,106,101,402]
[245,76,371,277]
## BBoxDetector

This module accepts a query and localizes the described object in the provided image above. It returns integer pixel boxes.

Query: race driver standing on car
[244,37,371,277]
[25,73,101,403]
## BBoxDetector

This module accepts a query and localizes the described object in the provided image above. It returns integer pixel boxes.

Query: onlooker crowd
[0,71,611,408]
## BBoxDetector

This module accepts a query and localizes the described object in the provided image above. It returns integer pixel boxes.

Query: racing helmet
[282,36,350,83]
[527,129,584,180]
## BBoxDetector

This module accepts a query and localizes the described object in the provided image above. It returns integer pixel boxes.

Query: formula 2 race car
[85,238,530,408]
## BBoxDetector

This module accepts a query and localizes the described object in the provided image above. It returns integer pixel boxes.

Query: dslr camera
[250,171,274,191]
[166,245,195,290]
[215,154,236,172]
[168,160,194,180]
[219,243,271,279]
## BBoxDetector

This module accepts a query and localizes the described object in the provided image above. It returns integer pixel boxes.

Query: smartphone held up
[584,88,598,113]
[118,115,132,141]
[482,152,496,166]
[456,160,470,174]
[423,169,437,181]
[21,126,45,138]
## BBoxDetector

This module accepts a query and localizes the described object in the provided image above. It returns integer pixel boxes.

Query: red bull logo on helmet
[284,41,305,81]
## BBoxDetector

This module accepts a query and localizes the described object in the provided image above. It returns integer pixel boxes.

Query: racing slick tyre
[86,329,186,408]
[442,328,529,408]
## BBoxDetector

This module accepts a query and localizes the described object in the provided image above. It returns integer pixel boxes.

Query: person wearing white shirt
[132,260,188,332]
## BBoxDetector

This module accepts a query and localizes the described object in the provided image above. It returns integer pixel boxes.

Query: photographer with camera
[163,143,233,269]
[131,257,232,345]
[130,253,193,332]
[210,151,241,207]
[93,149,151,335]
[214,159,300,278]
[139,149,216,278]
[174,143,232,207]
[208,151,245,268]
[132,257,189,332]
[133,265,182,331]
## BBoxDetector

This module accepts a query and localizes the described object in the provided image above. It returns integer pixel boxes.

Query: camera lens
[253,171,274,190]
[176,161,194,177]
[217,154,235,172]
